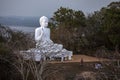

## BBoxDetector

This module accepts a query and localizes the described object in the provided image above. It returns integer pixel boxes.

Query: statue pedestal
[20,49,73,62]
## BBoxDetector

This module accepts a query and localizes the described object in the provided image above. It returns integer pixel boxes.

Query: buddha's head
[39,16,48,28]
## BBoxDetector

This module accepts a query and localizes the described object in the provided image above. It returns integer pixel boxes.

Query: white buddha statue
[35,16,51,43]
[34,16,72,61]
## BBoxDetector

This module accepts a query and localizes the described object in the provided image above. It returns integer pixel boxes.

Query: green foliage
[101,2,120,50]
[85,2,120,51]
[49,7,86,28]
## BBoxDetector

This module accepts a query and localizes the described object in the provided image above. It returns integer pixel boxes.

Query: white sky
[0,0,119,17]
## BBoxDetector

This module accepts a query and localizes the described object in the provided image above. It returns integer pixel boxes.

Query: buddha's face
[40,18,48,28]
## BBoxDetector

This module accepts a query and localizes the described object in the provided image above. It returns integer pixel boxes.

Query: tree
[49,7,86,28]
[85,1,120,51]
[101,2,120,51]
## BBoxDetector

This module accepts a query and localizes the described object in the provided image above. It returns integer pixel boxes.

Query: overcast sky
[0,0,119,17]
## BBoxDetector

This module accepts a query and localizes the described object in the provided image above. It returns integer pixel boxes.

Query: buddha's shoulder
[35,27,42,31]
